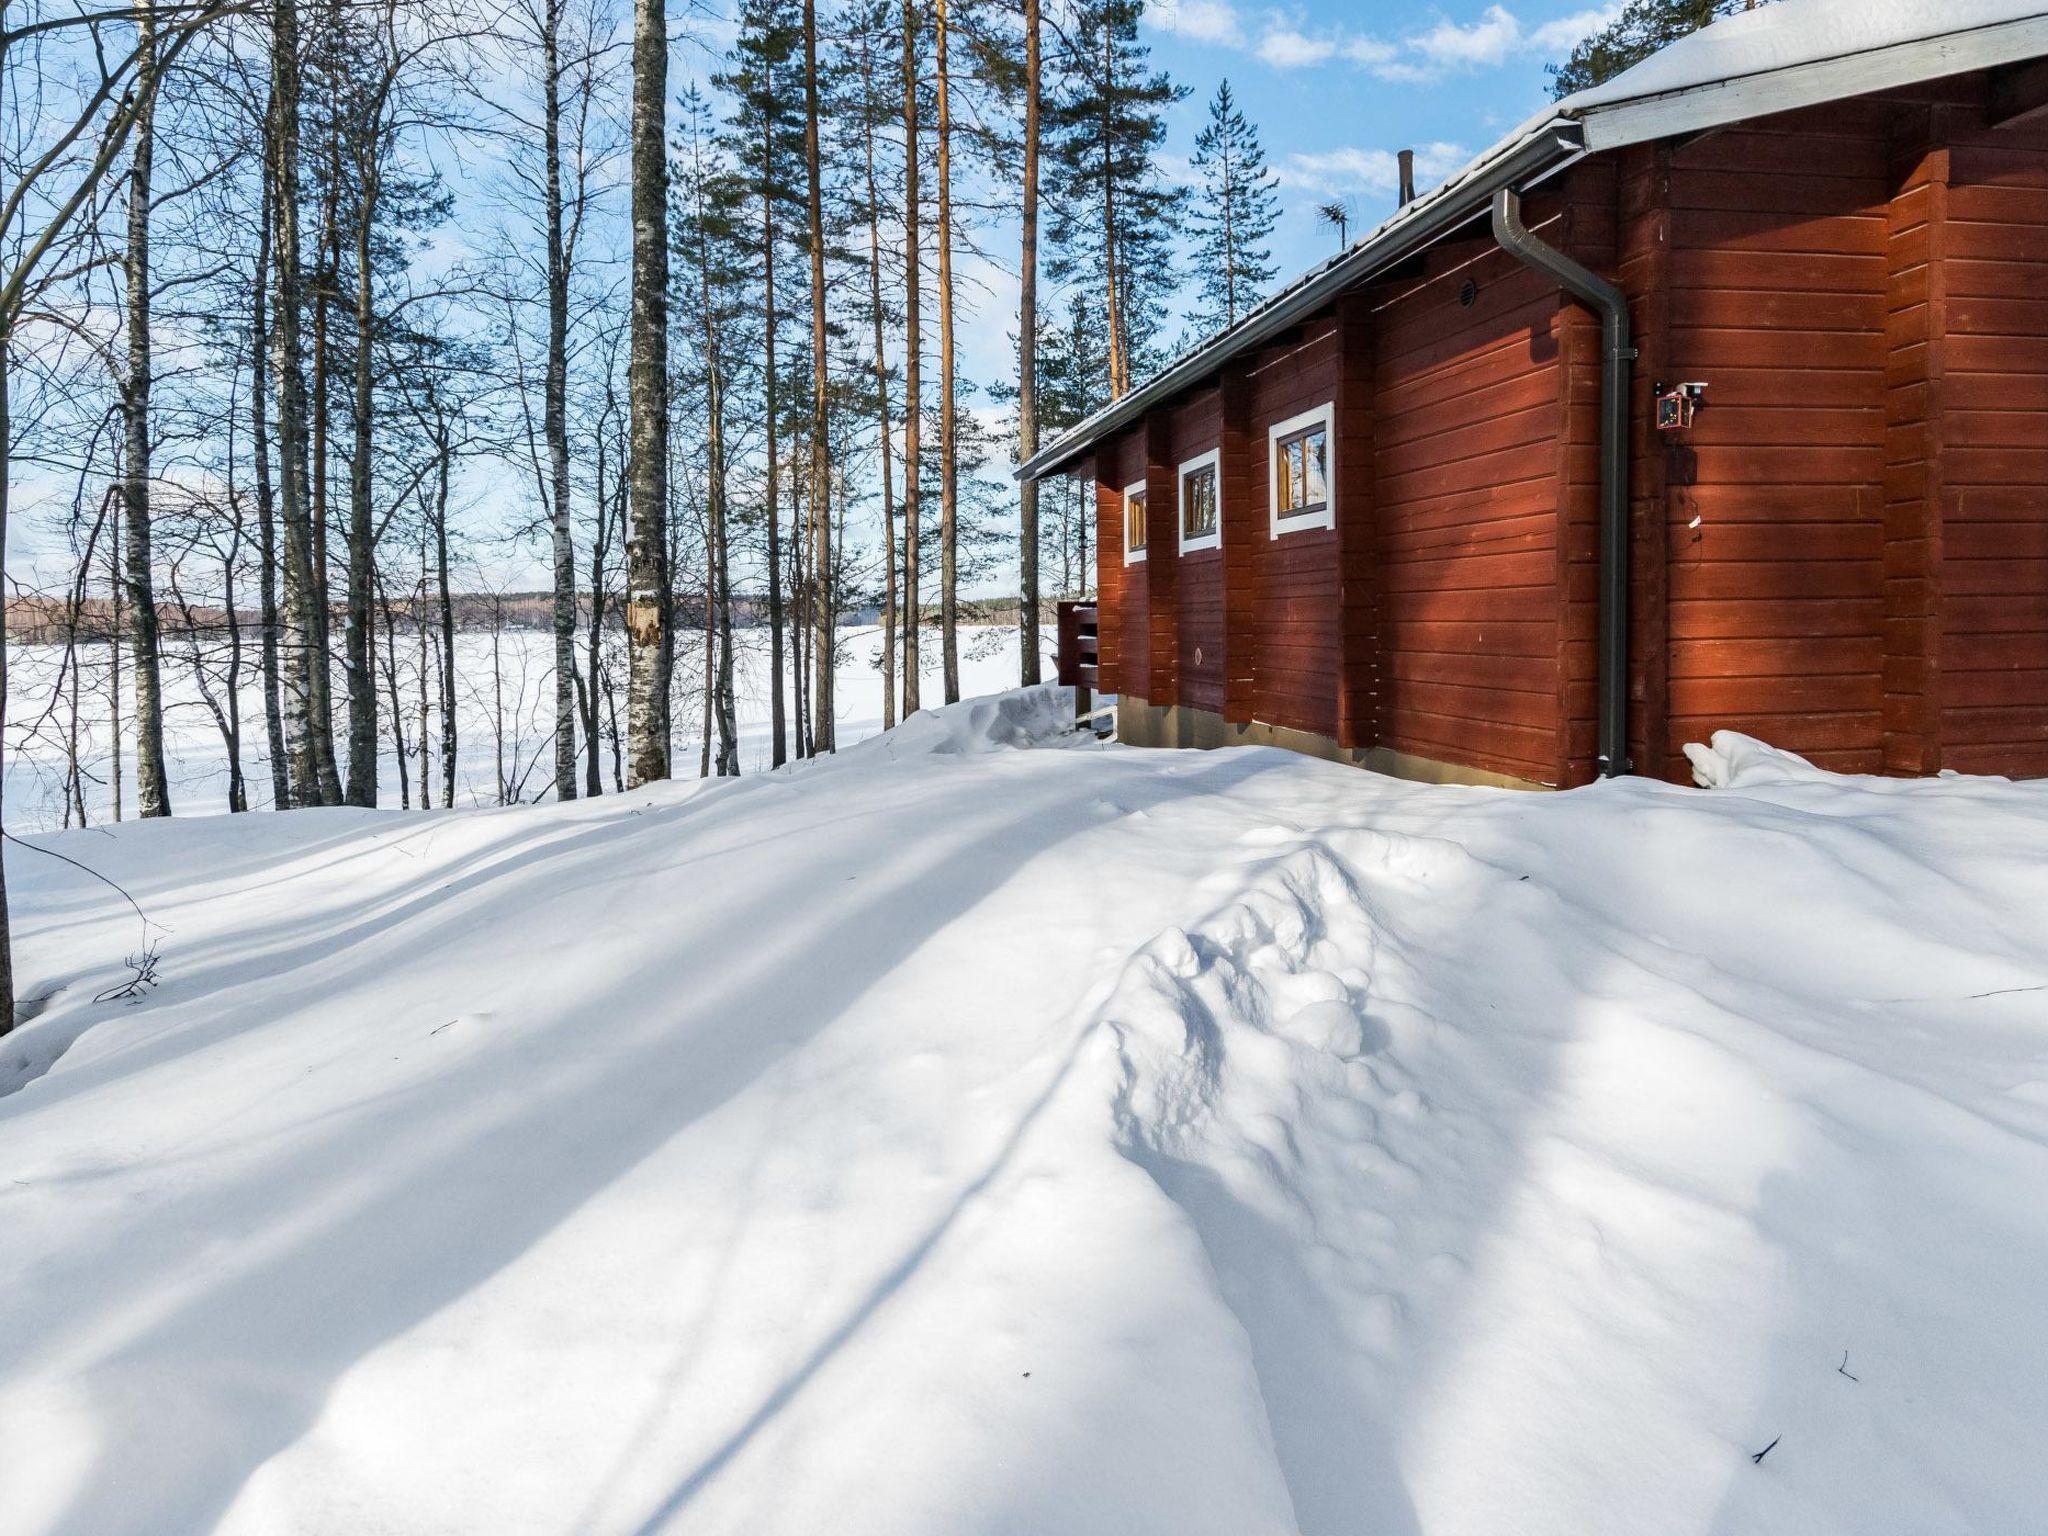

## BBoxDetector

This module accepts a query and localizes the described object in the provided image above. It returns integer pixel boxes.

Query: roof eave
[1013,121,1586,483]
[1575,13,2048,151]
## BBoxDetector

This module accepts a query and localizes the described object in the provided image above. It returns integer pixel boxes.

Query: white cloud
[1256,25,1337,68]
[1154,2,1622,83]
[1149,0,1247,47]
[1527,6,1622,53]
[1399,2,1622,78]
[1340,35,1399,67]
[1406,4,1523,69]
[1274,139,1469,197]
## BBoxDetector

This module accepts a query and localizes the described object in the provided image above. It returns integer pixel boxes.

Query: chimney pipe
[1397,148,1416,206]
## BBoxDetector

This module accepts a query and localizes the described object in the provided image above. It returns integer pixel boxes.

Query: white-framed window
[1268,402,1335,537]
[1122,479,1149,564]
[1178,448,1222,554]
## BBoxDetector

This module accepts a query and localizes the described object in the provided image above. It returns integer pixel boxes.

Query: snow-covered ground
[3,697,2047,1535]
[3,623,1047,829]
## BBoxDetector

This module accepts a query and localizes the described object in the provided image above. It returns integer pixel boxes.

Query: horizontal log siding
[1249,323,1343,738]
[1885,114,1947,773]
[1659,103,1892,772]
[1171,391,1227,713]
[1370,220,1569,785]
[1097,432,1148,698]
[1143,414,1179,708]
[1933,105,2048,774]
[1622,142,1678,780]
[1558,161,1617,785]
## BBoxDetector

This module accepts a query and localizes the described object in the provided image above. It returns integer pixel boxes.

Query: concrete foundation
[1114,695,1549,791]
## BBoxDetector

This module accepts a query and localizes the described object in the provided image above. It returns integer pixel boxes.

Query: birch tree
[624,0,671,783]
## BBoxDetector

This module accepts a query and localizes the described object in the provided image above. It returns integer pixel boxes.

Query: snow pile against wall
[3,718,2047,1534]
[837,682,1080,763]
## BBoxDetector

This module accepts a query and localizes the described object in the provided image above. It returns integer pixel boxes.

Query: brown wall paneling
[1658,99,1892,772]
[1932,95,2048,775]
[1370,205,1569,786]
[1219,367,1259,723]
[1170,390,1227,713]
[1335,293,1380,749]
[1620,141,1677,782]
[1249,322,1343,738]
[1143,412,1180,707]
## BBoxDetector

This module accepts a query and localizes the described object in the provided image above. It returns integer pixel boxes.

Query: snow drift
[3,709,2047,1535]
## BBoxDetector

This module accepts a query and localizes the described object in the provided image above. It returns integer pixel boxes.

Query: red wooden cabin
[1020,1,2048,788]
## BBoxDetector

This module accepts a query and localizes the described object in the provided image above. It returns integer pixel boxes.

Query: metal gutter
[1489,187,1634,779]
[1012,120,1586,482]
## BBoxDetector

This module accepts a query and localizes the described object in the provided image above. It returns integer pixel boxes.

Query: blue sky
[1141,0,1615,278]
[947,0,1620,447]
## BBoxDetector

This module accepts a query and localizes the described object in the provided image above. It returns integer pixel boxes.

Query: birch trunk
[544,0,578,799]
[121,0,171,817]
[624,0,672,784]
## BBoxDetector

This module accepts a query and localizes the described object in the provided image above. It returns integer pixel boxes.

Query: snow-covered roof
[1017,0,2048,483]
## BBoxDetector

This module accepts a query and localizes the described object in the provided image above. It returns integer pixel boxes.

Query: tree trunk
[543,0,578,800]
[376,565,407,807]
[585,419,616,794]
[121,0,171,817]
[343,145,381,806]
[689,189,739,775]
[271,0,333,808]
[1018,0,1041,686]
[0,331,14,1031]
[859,35,896,730]
[307,88,342,803]
[109,511,123,820]
[762,114,787,769]
[417,547,432,807]
[900,0,921,716]
[624,0,672,785]
[433,420,457,807]
[935,0,959,704]
[1099,24,1126,399]
[803,0,834,752]
[251,121,290,809]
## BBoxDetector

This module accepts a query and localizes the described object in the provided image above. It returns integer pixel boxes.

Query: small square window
[1179,452,1220,553]
[1123,482,1148,563]
[1276,425,1328,517]
[1267,403,1335,536]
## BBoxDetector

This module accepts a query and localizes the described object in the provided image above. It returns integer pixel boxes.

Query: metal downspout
[1490,187,1635,777]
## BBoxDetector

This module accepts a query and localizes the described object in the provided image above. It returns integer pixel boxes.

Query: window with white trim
[1178,448,1221,554]
[1122,480,1149,563]
[1267,402,1336,536]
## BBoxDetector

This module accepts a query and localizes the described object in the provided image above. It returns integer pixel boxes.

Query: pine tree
[717,0,807,766]
[1549,0,1757,96]
[1017,0,1043,686]
[1186,79,1278,334]
[1045,0,1184,399]
[671,87,745,776]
